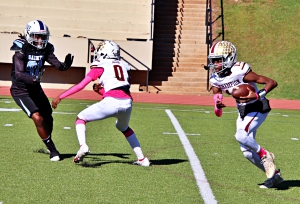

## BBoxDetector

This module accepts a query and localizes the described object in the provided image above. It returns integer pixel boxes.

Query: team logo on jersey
[28,55,43,61]
[218,79,241,89]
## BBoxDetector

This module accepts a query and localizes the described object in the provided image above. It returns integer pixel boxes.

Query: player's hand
[51,96,61,109]
[33,75,41,84]
[61,53,74,71]
[239,88,257,100]
[93,83,103,95]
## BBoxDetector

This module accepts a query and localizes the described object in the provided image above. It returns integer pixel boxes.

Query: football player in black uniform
[10,20,74,161]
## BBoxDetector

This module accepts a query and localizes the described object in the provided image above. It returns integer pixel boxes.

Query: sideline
[1,86,300,110]
[165,109,217,204]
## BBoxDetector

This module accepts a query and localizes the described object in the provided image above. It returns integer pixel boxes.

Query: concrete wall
[0,0,153,40]
[0,33,152,90]
[0,0,153,91]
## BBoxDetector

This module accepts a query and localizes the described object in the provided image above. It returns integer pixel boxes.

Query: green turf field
[0,96,300,204]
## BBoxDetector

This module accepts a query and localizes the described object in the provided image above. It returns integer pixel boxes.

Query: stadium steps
[148,0,211,95]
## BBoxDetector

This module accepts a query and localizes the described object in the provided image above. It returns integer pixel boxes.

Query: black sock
[42,136,57,152]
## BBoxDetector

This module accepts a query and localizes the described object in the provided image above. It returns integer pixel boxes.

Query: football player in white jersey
[208,41,282,188]
[51,40,150,166]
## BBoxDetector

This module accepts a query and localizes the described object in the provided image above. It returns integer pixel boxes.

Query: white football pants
[77,97,132,132]
[235,111,269,171]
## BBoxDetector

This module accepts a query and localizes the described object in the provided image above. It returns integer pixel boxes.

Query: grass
[220,0,300,100]
[1,96,300,203]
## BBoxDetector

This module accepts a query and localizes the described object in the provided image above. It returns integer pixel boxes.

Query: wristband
[213,94,223,117]
[257,89,267,99]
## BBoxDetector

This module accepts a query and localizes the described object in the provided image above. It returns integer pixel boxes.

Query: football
[231,83,255,99]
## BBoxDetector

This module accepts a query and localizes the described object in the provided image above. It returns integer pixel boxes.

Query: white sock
[75,123,86,146]
[126,134,144,160]
[133,147,145,160]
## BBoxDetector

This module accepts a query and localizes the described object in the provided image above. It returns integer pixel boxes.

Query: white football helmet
[94,40,120,61]
[24,20,50,49]
[208,41,237,74]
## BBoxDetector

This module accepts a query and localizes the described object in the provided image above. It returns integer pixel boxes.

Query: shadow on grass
[34,149,187,167]
[275,180,300,190]
[80,158,187,168]
[257,180,300,190]
[34,149,131,161]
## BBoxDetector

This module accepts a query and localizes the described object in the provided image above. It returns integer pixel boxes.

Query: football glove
[60,53,74,71]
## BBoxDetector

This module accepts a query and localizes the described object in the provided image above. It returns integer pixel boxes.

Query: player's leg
[240,144,264,172]
[33,91,60,161]
[260,169,284,189]
[115,99,149,166]
[235,112,276,178]
[240,129,283,188]
[73,98,118,162]
[12,94,60,161]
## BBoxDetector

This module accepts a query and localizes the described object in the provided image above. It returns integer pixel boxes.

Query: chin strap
[214,94,223,117]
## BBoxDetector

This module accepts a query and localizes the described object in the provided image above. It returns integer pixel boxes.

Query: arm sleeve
[46,52,65,70]
[59,76,93,99]
[87,68,104,80]
[214,93,223,117]
[13,52,36,84]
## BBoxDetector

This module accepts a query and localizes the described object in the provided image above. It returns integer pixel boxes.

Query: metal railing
[150,0,155,41]
[85,1,154,92]
[87,38,150,92]
[204,0,225,91]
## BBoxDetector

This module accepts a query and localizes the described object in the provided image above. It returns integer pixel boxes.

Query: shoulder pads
[45,42,55,52]
[10,39,26,51]
[231,61,251,74]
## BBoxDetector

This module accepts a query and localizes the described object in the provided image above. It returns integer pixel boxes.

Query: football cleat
[73,144,90,163]
[261,151,276,178]
[133,157,150,167]
[50,149,60,162]
[260,169,284,188]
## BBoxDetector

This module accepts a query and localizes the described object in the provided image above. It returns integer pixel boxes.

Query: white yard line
[165,109,217,204]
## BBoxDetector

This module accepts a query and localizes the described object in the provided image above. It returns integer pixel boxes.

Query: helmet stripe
[210,42,219,54]
[37,20,45,31]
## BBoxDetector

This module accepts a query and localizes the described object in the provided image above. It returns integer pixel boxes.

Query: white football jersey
[91,59,130,91]
[210,62,258,95]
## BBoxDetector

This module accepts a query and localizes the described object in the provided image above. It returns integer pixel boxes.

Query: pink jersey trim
[103,89,132,99]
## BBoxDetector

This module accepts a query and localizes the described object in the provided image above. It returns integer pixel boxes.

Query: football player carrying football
[10,20,74,162]
[51,40,150,166]
[208,41,283,188]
